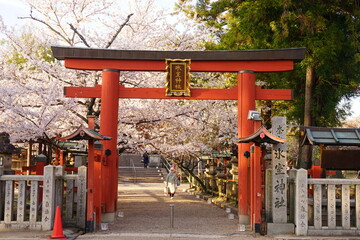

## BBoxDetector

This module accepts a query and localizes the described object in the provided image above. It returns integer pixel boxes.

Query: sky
[0,0,28,26]
[0,0,359,120]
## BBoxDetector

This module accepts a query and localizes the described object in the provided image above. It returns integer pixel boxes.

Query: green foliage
[178,0,360,127]
[6,33,55,70]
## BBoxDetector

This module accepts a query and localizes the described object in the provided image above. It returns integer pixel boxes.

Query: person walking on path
[142,151,149,168]
[165,167,179,199]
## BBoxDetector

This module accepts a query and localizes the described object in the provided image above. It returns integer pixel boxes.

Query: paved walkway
[2,182,360,239]
[75,182,360,240]
[76,182,268,240]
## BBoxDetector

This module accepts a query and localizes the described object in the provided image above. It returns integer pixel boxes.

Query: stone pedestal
[267,223,294,235]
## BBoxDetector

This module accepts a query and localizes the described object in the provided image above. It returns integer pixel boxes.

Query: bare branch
[18,8,72,45]
[69,23,91,47]
[105,13,134,49]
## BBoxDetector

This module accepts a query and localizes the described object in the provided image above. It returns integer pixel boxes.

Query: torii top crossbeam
[51,46,305,72]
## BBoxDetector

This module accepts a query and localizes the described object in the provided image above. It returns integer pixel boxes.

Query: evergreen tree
[177,0,360,168]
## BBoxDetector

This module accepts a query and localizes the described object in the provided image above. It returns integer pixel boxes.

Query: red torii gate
[51,46,305,227]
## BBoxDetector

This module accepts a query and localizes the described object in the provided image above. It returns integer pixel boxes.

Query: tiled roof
[238,126,285,144]
[51,46,306,62]
[301,126,360,146]
[61,125,111,141]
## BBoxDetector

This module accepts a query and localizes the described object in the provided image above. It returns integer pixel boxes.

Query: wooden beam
[64,59,294,72]
[64,85,293,100]
[255,87,293,100]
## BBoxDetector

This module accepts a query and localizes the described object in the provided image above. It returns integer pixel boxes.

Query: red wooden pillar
[100,69,120,216]
[253,120,262,228]
[253,143,262,227]
[237,70,256,224]
[250,144,255,227]
[94,152,102,224]
[59,150,64,166]
[249,143,262,229]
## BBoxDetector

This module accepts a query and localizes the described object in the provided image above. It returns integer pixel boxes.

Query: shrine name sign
[165,59,191,96]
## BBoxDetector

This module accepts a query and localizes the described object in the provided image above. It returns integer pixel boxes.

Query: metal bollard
[93,212,96,231]
[170,204,174,228]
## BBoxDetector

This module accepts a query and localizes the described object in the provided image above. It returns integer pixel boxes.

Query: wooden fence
[290,168,360,236]
[0,165,87,231]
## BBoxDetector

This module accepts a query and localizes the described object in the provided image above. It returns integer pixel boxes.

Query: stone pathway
[76,182,265,240]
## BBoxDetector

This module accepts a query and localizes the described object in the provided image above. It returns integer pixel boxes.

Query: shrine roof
[51,46,306,62]
[301,126,360,146]
[61,125,111,141]
[56,141,85,151]
[238,126,285,144]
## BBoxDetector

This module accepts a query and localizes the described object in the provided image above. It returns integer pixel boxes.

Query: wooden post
[250,144,255,227]
[59,150,64,166]
[253,143,262,227]
[0,167,4,221]
[100,69,120,219]
[42,165,55,231]
[26,141,32,172]
[265,169,273,223]
[288,169,297,223]
[86,115,96,231]
[237,70,255,224]
[253,119,262,229]
[94,159,102,224]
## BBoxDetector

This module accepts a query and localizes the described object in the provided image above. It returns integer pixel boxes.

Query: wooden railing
[290,168,360,236]
[0,165,87,231]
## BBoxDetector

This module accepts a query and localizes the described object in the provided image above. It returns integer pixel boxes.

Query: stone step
[118,167,165,183]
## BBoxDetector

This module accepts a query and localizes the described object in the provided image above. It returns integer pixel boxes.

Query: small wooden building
[301,126,360,174]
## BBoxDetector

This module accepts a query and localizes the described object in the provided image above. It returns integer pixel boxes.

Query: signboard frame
[165,59,191,96]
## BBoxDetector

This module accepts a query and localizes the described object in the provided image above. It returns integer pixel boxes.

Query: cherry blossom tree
[0,0,238,158]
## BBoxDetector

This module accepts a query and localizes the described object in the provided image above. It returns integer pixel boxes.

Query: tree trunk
[304,66,314,127]
[298,66,315,169]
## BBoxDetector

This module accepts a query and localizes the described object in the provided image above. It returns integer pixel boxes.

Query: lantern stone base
[266,222,294,235]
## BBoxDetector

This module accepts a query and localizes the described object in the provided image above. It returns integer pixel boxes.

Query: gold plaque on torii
[165,59,191,96]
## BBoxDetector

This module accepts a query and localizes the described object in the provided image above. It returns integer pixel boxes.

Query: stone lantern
[0,132,19,174]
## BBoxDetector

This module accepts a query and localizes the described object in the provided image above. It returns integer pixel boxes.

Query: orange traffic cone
[49,206,67,239]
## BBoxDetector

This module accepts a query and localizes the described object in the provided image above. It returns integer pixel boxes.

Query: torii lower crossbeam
[64,85,292,100]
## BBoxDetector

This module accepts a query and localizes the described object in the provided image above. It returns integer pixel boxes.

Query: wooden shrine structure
[51,46,305,228]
